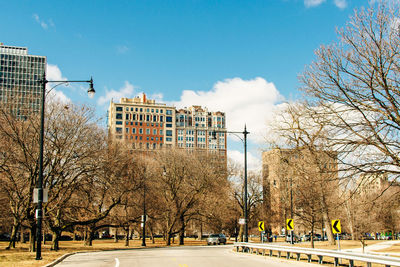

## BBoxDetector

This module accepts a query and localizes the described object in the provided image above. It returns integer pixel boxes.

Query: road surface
[55,245,314,267]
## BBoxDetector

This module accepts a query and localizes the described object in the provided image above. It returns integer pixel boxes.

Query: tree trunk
[51,228,61,251]
[29,226,36,252]
[310,221,315,249]
[6,220,19,249]
[345,201,355,240]
[238,224,244,242]
[179,215,185,245]
[198,221,203,240]
[320,194,335,245]
[85,228,95,246]
[114,228,118,243]
[124,226,129,247]
[166,232,172,245]
[148,223,155,244]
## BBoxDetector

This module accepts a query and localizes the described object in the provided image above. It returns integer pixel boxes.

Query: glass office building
[0,43,46,118]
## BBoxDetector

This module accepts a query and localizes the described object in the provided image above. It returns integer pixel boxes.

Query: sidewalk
[342,240,400,256]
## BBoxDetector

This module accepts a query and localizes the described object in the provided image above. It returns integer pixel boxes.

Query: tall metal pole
[36,75,47,260]
[290,177,294,244]
[34,76,94,260]
[141,178,146,246]
[243,125,249,242]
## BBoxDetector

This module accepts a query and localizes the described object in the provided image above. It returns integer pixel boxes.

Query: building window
[139,128,143,134]
[146,129,150,134]
[132,128,136,134]
[116,113,122,119]
[153,129,157,135]
[116,127,122,133]
[166,110,172,115]
[116,121,122,125]
[166,116,173,122]
[166,123,172,128]
[166,130,173,136]
[116,106,123,111]
[160,129,163,135]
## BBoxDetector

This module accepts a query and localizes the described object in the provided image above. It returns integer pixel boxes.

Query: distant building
[107,94,227,157]
[108,94,176,150]
[356,172,389,196]
[176,105,226,157]
[262,148,338,234]
[0,43,46,118]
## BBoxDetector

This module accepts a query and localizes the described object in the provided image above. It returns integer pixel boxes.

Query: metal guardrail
[234,242,400,267]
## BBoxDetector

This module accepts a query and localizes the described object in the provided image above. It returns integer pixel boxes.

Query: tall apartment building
[0,43,46,118]
[108,94,227,156]
[176,105,226,157]
[108,94,176,150]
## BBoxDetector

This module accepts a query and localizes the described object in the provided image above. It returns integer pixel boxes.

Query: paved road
[56,245,314,267]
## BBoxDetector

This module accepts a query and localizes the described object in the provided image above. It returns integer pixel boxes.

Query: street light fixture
[35,73,95,260]
[212,125,249,242]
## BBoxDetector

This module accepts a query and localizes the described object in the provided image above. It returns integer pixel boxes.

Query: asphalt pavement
[55,245,315,267]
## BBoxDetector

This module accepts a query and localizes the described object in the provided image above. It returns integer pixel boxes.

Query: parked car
[207,234,227,245]
[301,234,311,242]
[313,234,323,241]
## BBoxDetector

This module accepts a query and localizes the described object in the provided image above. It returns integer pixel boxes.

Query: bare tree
[300,1,400,185]
[270,102,340,245]
[0,107,40,251]
[149,149,226,245]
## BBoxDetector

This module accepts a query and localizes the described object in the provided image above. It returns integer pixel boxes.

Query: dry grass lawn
[0,238,207,267]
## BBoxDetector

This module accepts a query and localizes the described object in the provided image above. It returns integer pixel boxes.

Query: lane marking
[115,258,120,267]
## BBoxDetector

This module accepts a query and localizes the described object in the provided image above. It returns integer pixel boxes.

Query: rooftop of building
[112,94,168,107]
[0,43,38,57]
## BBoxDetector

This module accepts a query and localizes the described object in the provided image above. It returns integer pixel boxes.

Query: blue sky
[0,0,371,169]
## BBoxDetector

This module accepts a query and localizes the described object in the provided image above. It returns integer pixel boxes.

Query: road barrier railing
[233,242,400,267]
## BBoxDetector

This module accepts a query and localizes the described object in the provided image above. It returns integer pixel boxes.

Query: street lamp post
[35,74,95,260]
[212,125,249,242]
[141,177,146,247]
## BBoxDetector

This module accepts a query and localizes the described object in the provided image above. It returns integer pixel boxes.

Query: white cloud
[46,64,70,104]
[47,64,67,82]
[173,77,283,144]
[334,0,347,9]
[97,81,137,106]
[33,14,55,30]
[228,149,261,172]
[304,0,326,7]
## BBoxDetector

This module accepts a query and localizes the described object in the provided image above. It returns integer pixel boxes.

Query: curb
[41,245,174,266]
[43,251,78,267]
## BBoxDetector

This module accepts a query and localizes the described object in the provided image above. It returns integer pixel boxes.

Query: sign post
[286,219,294,244]
[258,221,265,243]
[331,220,341,251]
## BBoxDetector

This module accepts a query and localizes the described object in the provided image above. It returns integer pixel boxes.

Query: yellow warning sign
[331,220,341,234]
[258,221,265,232]
[286,218,294,230]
